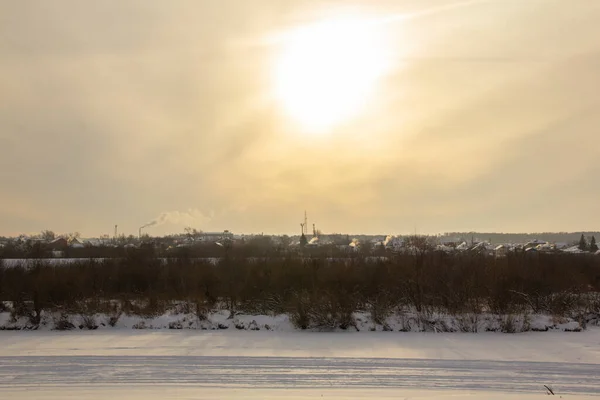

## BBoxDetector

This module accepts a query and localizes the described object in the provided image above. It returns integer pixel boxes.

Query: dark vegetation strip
[1,244,599,331]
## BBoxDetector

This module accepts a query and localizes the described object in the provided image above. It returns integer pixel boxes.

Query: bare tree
[40,230,56,241]
[65,232,81,242]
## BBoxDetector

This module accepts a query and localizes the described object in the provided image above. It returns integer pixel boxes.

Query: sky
[1,0,600,237]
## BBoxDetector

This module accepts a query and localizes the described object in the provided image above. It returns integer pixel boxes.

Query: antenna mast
[304,211,308,235]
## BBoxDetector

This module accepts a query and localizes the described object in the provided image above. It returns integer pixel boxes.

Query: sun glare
[273,15,390,133]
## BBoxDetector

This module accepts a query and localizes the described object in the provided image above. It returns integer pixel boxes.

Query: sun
[273,15,390,133]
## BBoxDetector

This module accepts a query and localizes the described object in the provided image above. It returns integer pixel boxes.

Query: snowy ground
[1,330,599,399]
[0,308,586,333]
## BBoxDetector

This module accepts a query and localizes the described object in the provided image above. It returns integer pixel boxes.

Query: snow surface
[5,387,598,400]
[1,329,599,399]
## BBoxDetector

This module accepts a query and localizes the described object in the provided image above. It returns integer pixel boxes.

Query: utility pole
[304,211,308,235]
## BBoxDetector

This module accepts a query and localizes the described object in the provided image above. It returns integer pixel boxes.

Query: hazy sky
[1,0,600,237]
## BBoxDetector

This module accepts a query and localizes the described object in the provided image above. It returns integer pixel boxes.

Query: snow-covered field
[1,329,599,399]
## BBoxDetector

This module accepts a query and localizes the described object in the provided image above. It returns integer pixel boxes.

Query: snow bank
[0,307,587,333]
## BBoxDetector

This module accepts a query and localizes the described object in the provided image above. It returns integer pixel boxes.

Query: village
[1,228,599,260]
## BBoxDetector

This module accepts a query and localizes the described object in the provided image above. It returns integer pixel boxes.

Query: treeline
[1,245,600,331]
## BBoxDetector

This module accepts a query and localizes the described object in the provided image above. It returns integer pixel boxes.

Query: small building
[48,238,68,250]
[495,244,509,258]
[470,242,493,255]
[456,242,469,251]
[384,235,404,251]
[523,240,547,250]
[562,245,585,254]
[69,238,85,248]
[199,230,234,242]
[536,242,556,252]
[348,240,361,252]
[306,236,320,248]
[84,238,112,247]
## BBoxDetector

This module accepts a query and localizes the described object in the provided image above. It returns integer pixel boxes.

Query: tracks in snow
[0,356,598,394]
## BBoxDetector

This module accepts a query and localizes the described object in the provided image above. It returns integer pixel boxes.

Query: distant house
[470,242,493,255]
[306,236,320,247]
[384,235,404,252]
[495,244,509,258]
[562,245,585,254]
[436,244,454,253]
[48,238,68,250]
[456,242,469,251]
[536,242,556,252]
[523,240,547,250]
[199,230,234,242]
[69,238,85,248]
[84,238,112,247]
[348,240,361,252]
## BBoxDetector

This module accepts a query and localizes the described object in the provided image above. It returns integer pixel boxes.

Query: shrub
[500,315,517,333]
[368,293,396,326]
[456,313,480,333]
[80,315,98,330]
[288,291,311,330]
[53,314,75,331]
[105,301,123,327]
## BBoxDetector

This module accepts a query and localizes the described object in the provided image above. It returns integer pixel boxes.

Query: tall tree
[578,234,588,251]
[40,230,56,241]
[65,232,81,242]
[590,236,598,252]
[280,235,291,248]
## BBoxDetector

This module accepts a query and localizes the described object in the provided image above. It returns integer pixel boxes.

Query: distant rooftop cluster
[1,230,599,259]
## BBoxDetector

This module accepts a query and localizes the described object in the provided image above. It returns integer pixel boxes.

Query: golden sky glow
[273,15,391,133]
[1,1,600,236]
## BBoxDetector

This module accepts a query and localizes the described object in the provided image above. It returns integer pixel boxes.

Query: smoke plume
[143,209,211,229]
